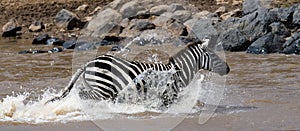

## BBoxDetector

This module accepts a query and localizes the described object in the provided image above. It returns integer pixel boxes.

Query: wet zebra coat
[46,41,230,104]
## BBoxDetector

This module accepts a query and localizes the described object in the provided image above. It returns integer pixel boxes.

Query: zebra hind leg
[45,96,63,104]
[160,90,178,108]
[45,68,84,104]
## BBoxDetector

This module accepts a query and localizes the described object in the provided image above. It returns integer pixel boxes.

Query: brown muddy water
[0,39,299,131]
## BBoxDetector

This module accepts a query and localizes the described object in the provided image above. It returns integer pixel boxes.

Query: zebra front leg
[159,88,178,108]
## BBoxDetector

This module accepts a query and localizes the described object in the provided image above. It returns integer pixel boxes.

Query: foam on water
[0,88,86,124]
[0,69,220,124]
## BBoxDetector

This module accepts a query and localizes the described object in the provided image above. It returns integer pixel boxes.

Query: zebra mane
[168,40,204,65]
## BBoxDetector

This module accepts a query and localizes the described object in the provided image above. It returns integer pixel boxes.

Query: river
[0,39,299,130]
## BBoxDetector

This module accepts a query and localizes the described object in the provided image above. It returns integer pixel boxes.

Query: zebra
[45,40,230,106]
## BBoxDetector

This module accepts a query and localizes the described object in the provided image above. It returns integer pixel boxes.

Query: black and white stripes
[80,55,176,100]
[168,42,229,88]
[46,41,230,105]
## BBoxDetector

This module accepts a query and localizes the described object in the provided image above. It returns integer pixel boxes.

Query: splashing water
[0,88,86,124]
[0,69,220,124]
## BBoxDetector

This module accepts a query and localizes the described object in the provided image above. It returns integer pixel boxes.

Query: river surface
[0,39,299,130]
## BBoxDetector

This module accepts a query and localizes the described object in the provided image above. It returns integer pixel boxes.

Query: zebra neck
[168,45,201,85]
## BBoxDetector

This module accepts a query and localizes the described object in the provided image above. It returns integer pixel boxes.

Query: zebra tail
[45,68,84,104]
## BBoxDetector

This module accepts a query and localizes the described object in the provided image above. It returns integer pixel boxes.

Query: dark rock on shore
[63,38,78,49]
[132,19,156,31]
[292,5,300,25]
[246,33,285,54]
[55,9,85,30]
[95,39,118,46]
[217,28,250,51]
[86,8,122,32]
[242,9,275,41]
[150,5,170,15]
[48,47,63,53]
[74,41,97,51]
[178,36,198,44]
[119,1,139,18]
[246,22,290,54]
[110,45,130,51]
[191,19,217,41]
[282,32,300,54]
[284,44,300,55]
[242,0,261,15]
[32,34,64,45]
[271,6,295,23]
[132,37,147,46]
[63,35,124,50]
[168,20,187,36]
[91,22,123,38]
[18,50,48,54]
[172,10,192,23]
[269,22,290,36]
[2,27,22,37]
[170,3,185,13]
[63,38,101,51]
[2,18,22,37]
[131,36,163,46]
[46,38,65,46]
[216,2,300,54]
[32,34,50,45]
[110,45,123,51]
[18,47,63,54]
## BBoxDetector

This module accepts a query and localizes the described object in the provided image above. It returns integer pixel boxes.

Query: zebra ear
[201,37,209,48]
[201,35,219,49]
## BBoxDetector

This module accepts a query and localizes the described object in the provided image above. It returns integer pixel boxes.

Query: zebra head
[205,47,229,76]
[197,44,230,76]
